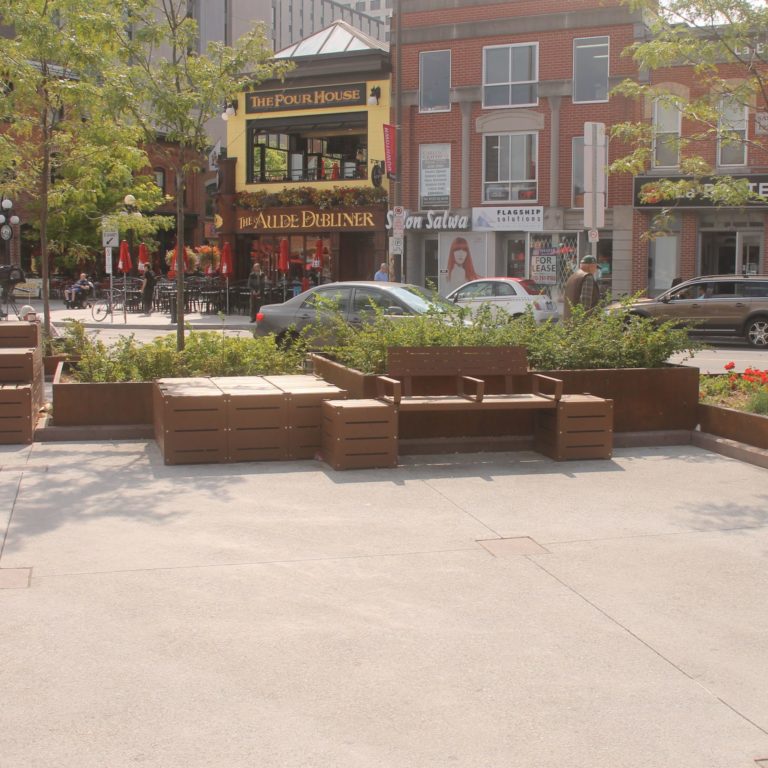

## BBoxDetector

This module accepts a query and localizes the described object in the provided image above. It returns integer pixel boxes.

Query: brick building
[393,0,768,302]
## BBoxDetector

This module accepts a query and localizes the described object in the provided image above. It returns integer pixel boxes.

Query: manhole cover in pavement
[0,568,32,589]
[478,537,549,557]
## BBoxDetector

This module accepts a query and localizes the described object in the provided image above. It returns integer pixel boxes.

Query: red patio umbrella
[117,240,132,273]
[220,241,233,276]
[220,241,233,314]
[312,239,323,269]
[138,242,149,269]
[278,238,290,273]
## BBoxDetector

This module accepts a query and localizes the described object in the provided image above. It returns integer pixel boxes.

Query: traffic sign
[389,236,403,256]
[102,230,119,248]
[588,228,600,243]
[392,205,405,237]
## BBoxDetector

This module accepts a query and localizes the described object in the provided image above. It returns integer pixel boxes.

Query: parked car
[613,274,768,346]
[253,281,455,344]
[446,277,559,323]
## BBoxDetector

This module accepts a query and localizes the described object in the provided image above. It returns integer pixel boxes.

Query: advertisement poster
[438,231,488,296]
[530,248,558,285]
[419,143,451,209]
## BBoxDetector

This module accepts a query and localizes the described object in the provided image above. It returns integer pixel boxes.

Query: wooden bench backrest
[386,347,529,395]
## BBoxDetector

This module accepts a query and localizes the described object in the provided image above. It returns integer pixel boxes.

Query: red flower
[724,361,735,371]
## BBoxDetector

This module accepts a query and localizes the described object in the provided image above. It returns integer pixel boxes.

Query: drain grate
[0,568,32,589]
[477,537,549,557]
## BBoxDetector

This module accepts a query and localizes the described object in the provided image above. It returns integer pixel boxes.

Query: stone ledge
[692,431,768,471]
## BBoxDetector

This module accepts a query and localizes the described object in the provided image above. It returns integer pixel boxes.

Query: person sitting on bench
[64,273,94,309]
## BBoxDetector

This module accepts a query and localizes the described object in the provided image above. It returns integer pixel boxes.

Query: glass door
[739,232,761,275]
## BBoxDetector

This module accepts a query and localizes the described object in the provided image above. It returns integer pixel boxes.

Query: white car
[446,278,559,323]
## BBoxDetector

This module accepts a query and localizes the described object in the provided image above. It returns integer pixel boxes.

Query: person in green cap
[563,254,600,320]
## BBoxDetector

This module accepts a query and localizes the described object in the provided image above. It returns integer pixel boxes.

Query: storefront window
[505,237,527,278]
[530,233,579,303]
[248,233,332,291]
[424,238,438,289]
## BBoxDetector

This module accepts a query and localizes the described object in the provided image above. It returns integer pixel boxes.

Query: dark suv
[621,275,768,346]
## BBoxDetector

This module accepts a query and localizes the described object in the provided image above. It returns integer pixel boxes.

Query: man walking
[248,262,267,322]
[563,255,601,321]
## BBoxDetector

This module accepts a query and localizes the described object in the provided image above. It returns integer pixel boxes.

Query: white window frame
[419,49,451,114]
[482,42,538,109]
[652,99,682,169]
[718,96,748,167]
[482,131,538,203]
[573,36,610,104]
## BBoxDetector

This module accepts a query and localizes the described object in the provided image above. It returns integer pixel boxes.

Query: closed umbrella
[220,241,233,314]
[278,238,290,300]
[117,240,132,273]
[312,239,323,269]
[138,243,149,269]
[117,240,132,323]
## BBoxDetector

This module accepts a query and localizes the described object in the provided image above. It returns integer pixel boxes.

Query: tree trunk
[175,166,185,350]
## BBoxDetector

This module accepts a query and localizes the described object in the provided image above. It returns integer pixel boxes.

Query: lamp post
[0,198,21,267]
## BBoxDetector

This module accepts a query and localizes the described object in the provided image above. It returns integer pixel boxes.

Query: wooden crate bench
[154,378,227,465]
[319,347,612,469]
[321,399,397,470]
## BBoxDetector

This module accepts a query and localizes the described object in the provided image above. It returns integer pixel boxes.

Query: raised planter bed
[698,403,768,450]
[310,353,699,434]
[51,362,153,427]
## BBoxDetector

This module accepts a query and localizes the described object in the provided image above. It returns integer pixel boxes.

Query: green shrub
[69,328,304,382]
[324,296,700,374]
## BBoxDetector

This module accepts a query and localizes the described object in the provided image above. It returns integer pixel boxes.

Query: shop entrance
[700,231,762,276]
[339,232,376,281]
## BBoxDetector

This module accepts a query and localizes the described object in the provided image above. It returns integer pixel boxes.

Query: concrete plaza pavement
[1,440,767,767]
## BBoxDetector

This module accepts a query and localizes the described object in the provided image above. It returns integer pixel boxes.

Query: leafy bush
[63,324,305,382]
[324,296,700,374]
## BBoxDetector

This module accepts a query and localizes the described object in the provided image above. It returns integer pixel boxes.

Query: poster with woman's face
[438,232,488,296]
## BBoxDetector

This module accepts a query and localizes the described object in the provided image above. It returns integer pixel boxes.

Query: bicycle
[91,290,125,322]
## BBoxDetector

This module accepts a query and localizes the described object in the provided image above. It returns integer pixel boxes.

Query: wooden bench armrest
[376,375,402,405]
[458,375,485,402]
[531,374,563,402]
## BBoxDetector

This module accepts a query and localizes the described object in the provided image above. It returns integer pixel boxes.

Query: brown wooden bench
[375,345,563,411]
[320,347,613,469]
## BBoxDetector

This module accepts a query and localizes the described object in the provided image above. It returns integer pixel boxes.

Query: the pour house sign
[246,84,366,113]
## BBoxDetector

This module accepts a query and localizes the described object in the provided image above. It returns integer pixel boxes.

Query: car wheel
[746,316,768,347]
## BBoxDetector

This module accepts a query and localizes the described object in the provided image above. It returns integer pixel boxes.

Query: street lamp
[0,198,21,267]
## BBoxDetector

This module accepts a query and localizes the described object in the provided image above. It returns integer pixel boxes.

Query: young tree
[113,1,290,349]
[613,0,768,225]
[0,0,165,336]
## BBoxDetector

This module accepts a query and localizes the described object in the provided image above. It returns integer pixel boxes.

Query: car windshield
[392,285,455,312]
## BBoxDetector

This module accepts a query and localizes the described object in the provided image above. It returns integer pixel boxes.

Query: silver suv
[622,275,768,346]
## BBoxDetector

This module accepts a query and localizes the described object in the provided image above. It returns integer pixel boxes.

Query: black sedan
[253,281,453,344]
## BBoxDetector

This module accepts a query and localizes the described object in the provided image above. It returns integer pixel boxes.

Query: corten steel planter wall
[52,364,153,426]
[311,354,700,434]
[698,403,768,450]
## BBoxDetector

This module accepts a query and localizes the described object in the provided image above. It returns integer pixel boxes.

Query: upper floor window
[154,168,166,194]
[653,99,681,168]
[573,36,609,103]
[483,43,538,109]
[420,50,451,113]
[718,96,747,166]
[483,132,537,203]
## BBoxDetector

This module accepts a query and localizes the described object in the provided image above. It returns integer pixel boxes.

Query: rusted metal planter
[698,403,768,449]
[310,353,699,434]
[51,363,153,426]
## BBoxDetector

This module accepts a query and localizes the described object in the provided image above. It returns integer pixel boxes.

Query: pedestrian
[248,262,267,322]
[563,255,601,321]
[374,262,389,281]
[141,265,156,315]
